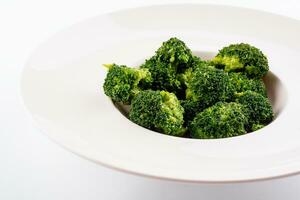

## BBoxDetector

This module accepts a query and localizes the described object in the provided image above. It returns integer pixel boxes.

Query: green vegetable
[155,37,193,70]
[251,124,265,131]
[141,58,183,97]
[211,43,269,78]
[229,73,267,96]
[185,66,234,107]
[189,102,248,139]
[102,39,274,139]
[236,91,273,132]
[180,100,204,125]
[129,90,185,136]
[103,64,152,104]
[141,37,195,97]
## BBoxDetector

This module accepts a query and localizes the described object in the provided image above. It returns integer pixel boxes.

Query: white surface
[21,4,297,183]
[2,0,300,199]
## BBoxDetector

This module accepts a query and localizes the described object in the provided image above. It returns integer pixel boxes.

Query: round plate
[21,4,300,183]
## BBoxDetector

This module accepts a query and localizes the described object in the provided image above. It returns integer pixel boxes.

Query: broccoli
[141,58,183,96]
[251,124,265,131]
[180,100,204,125]
[189,102,248,139]
[211,43,269,78]
[102,39,274,139]
[155,37,193,70]
[229,73,267,97]
[185,66,234,107]
[236,91,273,132]
[140,38,195,97]
[103,64,152,104]
[129,90,185,136]
[188,55,208,71]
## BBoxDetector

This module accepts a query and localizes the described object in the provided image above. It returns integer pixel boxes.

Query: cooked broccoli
[211,43,269,78]
[180,100,204,125]
[188,55,208,71]
[155,37,193,70]
[229,73,267,96]
[102,39,274,139]
[103,64,152,104]
[236,91,273,131]
[251,124,265,131]
[129,90,185,136]
[141,58,182,96]
[140,38,195,97]
[189,102,248,139]
[185,66,234,107]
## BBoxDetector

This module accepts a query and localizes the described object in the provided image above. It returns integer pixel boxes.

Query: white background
[2,0,300,199]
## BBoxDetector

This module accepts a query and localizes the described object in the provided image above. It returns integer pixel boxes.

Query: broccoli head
[229,73,267,97]
[155,37,193,69]
[103,64,152,104]
[180,100,205,125]
[188,55,208,71]
[140,38,195,97]
[141,58,182,96]
[236,91,273,131]
[211,43,269,78]
[185,66,234,107]
[189,102,248,139]
[129,90,185,136]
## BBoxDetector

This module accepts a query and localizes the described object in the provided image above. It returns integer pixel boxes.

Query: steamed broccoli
[102,39,274,139]
[229,73,267,96]
[155,37,193,70]
[185,66,234,107]
[211,43,269,78]
[189,102,248,139]
[188,55,208,71]
[103,64,152,104]
[141,58,183,96]
[140,38,195,97]
[180,100,204,125]
[236,91,273,131]
[129,90,185,136]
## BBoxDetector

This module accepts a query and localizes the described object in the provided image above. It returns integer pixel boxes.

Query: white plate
[21,4,300,183]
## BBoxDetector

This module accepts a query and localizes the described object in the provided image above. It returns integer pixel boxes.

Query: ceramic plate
[21,4,300,183]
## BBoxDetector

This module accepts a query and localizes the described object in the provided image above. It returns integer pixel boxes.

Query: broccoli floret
[155,37,193,70]
[211,43,269,78]
[129,90,185,136]
[103,64,152,104]
[185,66,234,107]
[189,102,248,139]
[180,100,204,125]
[140,38,195,97]
[141,58,182,96]
[229,73,267,96]
[251,124,265,131]
[236,91,273,131]
[188,55,208,70]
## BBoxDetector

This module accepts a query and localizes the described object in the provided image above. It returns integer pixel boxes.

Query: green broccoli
[140,38,195,97]
[236,91,273,131]
[211,43,269,78]
[185,66,234,107]
[188,55,208,71]
[141,58,182,96]
[189,102,248,139]
[251,124,265,131]
[155,37,193,70]
[129,90,185,136]
[180,100,204,125]
[103,64,152,104]
[229,73,267,96]
[102,39,274,139]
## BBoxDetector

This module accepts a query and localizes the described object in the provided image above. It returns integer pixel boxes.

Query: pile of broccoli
[103,37,274,139]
